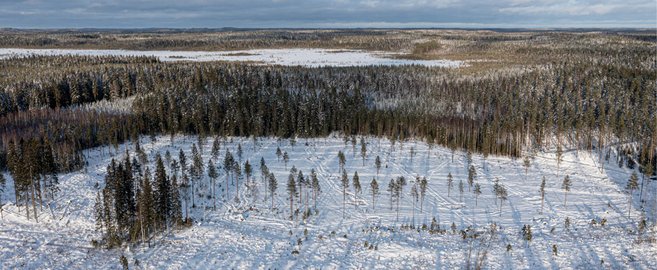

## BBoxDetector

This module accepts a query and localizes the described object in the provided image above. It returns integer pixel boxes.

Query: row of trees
[2,54,655,177]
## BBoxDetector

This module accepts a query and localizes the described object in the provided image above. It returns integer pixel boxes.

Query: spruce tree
[311,169,320,209]
[370,178,379,211]
[360,138,367,166]
[353,171,361,197]
[341,169,349,217]
[287,170,297,220]
[458,180,464,202]
[540,176,546,214]
[375,155,381,176]
[626,172,639,218]
[419,176,428,212]
[447,172,454,197]
[223,151,234,200]
[467,165,476,191]
[283,151,289,170]
[211,137,221,160]
[473,183,482,206]
[207,160,218,209]
[276,147,282,162]
[561,175,571,207]
[154,155,171,229]
[170,174,182,226]
[338,151,346,171]
[268,173,277,210]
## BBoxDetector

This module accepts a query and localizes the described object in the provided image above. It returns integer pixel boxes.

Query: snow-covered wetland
[1,136,655,269]
[0,48,463,67]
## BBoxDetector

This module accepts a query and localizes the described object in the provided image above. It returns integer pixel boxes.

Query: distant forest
[0,30,655,207]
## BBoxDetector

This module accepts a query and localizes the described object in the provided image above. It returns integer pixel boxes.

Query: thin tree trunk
[628,193,632,219]
[31,177,38,223]
[564,192,567,207]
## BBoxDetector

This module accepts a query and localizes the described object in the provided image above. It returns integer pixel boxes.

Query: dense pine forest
[2,30,655,173]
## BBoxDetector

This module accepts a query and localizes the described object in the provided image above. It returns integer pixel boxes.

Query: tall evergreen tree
[207,159,218,209]
[310,169,320,209]
[539,176,547,214]
[154,154,171,229]
[268,173,277,210]
[341,169,349,217]
[561,175,571,207]
[360,138,367,166]
[447,172,454,197]
[287,169,297,220]
[419,176,428,212]
[626,172,639,218]
[370,178,379,211]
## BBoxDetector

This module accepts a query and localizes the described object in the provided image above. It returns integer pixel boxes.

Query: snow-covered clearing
[1,136,655,269]
[0,48,463,67]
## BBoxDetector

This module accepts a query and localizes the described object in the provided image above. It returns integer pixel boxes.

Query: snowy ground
[1,136,655,269]
[0,48,463,67]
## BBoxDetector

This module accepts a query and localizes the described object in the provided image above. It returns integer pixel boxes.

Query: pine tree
[419,176,428,212]
[297,170,305,211]
[498,185,508,216]
[370,178,379,211]
[341,169,349,217]
[276,147,282,162]
[410,183,418,225]
[523,156,531,176]
[360,138,367,166]
[260,159,269,202]
[190,144,204,207]
[447,172,453,197]
[94,191,104,233]
[539,176,547,214]
[154,155,171,230]
[0,173,5,218]
[387,179,396,211]
[138,167,156,239]
[556,145,563,177]
[287,170,297,220]
[353,171,361,197]
[207,160,218,209]
[244,160,253,185]
[237,144,243,163]
[458,180,464,202]
[310,169,320,209]
[170,174,182,226]
[473,183,482,206]
[233,162,242,201]
[375,155,382,176]
[626,172,639,218]
[283,151,289,170]
[268,173,277,210]
[561,175,571,207]
[223,151,234,200]
[410,147,416,164]
[394,176,404,221]
[211,137,221,160]
[338,151,346,171]
[467,165,476,191]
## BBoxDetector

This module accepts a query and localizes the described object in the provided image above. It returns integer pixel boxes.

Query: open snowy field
[0,48,463,67]
[0,136,655,269]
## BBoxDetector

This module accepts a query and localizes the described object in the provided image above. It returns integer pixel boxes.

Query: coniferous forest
[0,29,656,268]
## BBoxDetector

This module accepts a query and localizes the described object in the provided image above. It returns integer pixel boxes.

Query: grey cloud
[0,0,654,28]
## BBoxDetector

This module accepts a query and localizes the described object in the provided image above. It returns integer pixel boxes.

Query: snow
[0,48,463,67]
[1,136,655,269]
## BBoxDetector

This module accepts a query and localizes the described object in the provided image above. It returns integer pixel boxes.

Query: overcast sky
[1,0,655,28]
